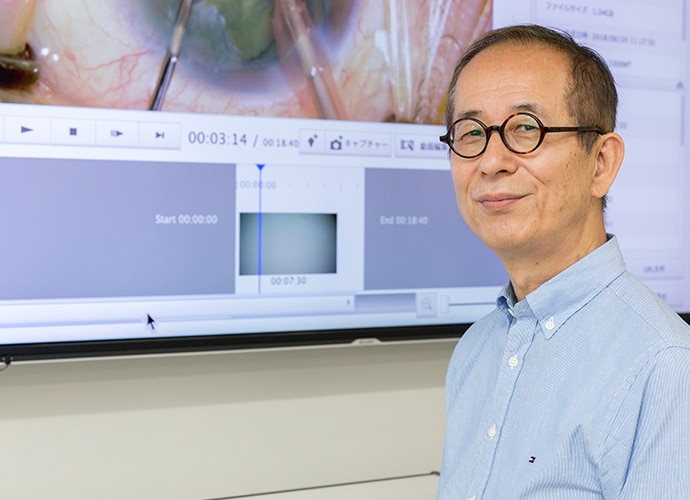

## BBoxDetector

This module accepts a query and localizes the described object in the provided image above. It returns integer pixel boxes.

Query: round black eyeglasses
[439,112,604,159]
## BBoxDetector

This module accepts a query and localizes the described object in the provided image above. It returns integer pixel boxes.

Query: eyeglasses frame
[439,112,605,159]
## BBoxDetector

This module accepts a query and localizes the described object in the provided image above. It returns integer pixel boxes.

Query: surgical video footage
[0,0,491,124]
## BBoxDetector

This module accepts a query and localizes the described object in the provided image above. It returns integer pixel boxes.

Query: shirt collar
[497,235,627,339]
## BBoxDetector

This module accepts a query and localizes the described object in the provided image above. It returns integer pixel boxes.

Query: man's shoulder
[447,306,509,366]
[606,270,690,347]
[459,306,506,339]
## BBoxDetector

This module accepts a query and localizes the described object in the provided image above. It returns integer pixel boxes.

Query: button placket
[468,307,538,496]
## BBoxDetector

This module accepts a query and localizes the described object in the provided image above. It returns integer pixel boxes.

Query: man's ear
[591,132,625,199]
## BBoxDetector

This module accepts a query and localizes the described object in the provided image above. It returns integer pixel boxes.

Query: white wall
[0,339,456,500]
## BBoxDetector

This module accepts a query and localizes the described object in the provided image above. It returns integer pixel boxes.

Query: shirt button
[468,497,477,500]
[508,308,515,317]
[508,355,519,368]
[545,316,555,330]
[488,424,497,439]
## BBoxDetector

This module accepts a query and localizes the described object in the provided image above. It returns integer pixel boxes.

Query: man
[437,25,690,499]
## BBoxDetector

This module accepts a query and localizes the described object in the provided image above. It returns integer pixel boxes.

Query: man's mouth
[476,192,526,211]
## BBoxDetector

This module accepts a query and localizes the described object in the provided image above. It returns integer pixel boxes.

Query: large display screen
[0,0,687,361]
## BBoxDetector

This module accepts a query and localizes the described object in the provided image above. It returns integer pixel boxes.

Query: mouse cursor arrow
[146,314,156,331]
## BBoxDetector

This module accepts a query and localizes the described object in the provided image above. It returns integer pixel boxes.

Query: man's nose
[478,130,517,176]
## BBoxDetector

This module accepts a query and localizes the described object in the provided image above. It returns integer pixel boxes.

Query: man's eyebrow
[452,102,546,123]
[452,109,481,121]
[511,102,544,114]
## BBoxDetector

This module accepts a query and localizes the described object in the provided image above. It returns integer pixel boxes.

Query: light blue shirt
[438,236,690,499]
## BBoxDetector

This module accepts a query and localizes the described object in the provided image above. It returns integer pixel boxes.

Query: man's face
[449,42,603,262]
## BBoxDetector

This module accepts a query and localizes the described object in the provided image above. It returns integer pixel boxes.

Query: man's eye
[457,129,484,143]
[459,127,485,137]
[515,124,538,132]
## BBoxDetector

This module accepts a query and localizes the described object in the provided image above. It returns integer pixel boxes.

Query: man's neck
[501,231,608,302]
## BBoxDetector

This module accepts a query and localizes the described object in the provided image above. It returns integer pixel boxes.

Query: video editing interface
[0,0,687,347]
[0,109,507,344]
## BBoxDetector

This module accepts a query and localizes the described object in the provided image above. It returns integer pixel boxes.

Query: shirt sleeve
[610,347,690,498]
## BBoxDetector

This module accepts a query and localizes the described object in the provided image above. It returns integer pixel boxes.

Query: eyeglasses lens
[450,114,543,157]
[503,114,541,153]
